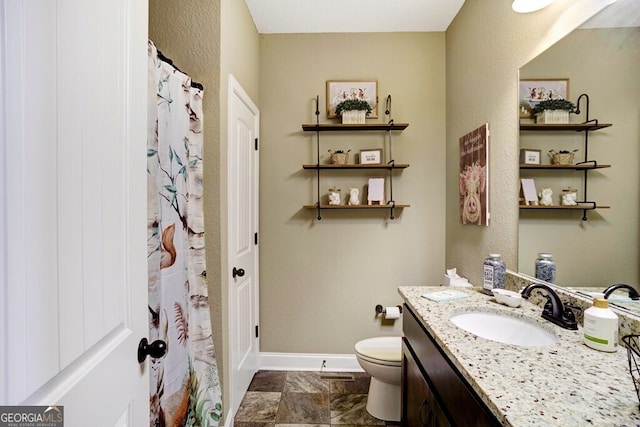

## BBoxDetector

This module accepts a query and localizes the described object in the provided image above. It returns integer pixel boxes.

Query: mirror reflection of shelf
[519,164,610,170]
[518,119,612,220]
[519,204,610,210]
[519,123,612,131]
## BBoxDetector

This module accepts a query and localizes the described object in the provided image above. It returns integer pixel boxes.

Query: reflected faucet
[603,283,640,300]
[521,283,578,330]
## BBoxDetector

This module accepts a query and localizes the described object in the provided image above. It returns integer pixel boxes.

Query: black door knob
[233,267,245,278]
[137,338,167,363]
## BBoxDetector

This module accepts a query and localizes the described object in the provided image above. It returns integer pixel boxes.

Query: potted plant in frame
[334,99,373,124]
[532,98,576,124]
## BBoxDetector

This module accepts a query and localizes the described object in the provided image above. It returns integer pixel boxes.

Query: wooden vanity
[399,286,640,426]
[403,303,500,426]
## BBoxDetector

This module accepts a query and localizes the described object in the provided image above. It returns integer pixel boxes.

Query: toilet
[354,336,402,422]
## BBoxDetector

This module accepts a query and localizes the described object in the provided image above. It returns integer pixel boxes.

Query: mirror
[517,0,640,315]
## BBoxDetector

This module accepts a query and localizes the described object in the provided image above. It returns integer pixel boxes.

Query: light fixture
[512,0,556,13]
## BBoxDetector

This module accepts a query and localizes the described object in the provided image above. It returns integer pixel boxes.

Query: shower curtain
[147,40,222,427]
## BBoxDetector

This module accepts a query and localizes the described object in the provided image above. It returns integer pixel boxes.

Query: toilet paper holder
[375,304,403,316]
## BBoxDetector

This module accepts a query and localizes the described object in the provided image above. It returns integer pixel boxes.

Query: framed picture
[520,178,539,205]
[459,124,489,226]
[519,149,541,165]
[367,178,385,205]
[326,80,378,119]
[518,78,569,119]
[360,148,383,165]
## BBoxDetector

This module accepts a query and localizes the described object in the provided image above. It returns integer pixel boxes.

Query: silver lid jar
[483,253,506,294]
[535,252,556,284]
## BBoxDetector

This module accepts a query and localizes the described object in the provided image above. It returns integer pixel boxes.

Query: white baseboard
[259,352,364,372]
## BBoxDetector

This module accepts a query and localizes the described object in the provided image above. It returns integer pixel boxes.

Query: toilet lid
[355,336,402,363]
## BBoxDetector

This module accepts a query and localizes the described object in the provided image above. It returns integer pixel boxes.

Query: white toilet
[354,336,402,422]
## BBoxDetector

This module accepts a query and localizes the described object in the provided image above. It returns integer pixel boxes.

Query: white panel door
[0,0,150,425]
[228,75,260,420]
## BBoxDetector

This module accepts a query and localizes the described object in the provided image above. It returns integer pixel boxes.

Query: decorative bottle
[482,254,506,295]
[535,253,556,284]
[583,298,618,352]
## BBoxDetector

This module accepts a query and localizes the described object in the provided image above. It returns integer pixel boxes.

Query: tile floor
[234,370,401,426]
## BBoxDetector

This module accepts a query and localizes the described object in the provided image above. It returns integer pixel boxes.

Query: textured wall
[445,0,613,286]
[150,0,260,421]
[149,0,223,393]
[258,32,446,354]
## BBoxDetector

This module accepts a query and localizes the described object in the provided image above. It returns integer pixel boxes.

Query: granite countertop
[399,285,640,426]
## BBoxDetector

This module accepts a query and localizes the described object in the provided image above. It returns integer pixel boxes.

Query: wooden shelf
[302,116,409,219]
[519,118,612,220]
[519,123,612,131]
[304,204,410,210]
[302,123,409,132]
[303,163,409,170]
[519,204,610,210]
[520,163,611,170]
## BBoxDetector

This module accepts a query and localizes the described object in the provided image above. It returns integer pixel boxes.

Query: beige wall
[150,0,259,420]
[149,0,618,419]
[445,0,612,286]
[258,32,446,353]
[149,0,223,389]
[518,27,640,286]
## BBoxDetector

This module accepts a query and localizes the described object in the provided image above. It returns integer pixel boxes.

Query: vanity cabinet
[519,122,612,220]
[403,342,450,427]
[402,304,500,427]
[301,123,410,220]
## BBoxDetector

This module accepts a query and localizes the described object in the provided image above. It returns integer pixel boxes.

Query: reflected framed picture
[360,148,383,165]
[520,149,541,165]
[519,78,569,119]
[520,178,539,205]
[326,80,378,119]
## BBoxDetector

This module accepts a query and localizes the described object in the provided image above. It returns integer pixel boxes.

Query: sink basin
[449,310,558,347]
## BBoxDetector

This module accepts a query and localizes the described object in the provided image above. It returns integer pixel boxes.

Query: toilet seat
[355,336,402,367]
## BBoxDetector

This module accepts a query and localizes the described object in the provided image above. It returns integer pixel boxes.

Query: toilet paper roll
[384,306,401,320]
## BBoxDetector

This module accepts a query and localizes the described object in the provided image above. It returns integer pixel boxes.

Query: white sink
[449,310,558,347]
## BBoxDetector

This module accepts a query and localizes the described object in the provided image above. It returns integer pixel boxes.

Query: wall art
[519,78,569,119]
[326,80,378,119]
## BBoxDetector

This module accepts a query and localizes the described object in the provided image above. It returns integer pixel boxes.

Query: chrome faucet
[603,283,640,300]
[521,283,578,330]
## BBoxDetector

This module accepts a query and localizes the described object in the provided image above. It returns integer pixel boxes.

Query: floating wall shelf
[302,101,410,220]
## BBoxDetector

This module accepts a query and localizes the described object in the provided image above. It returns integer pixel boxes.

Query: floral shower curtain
[147,40,222,427]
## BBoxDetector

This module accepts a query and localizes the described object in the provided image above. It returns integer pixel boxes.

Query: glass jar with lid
[483,253,506,295]
[535,253,556,284]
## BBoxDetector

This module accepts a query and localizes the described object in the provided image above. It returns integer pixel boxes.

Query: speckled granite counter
[399,285,640,426]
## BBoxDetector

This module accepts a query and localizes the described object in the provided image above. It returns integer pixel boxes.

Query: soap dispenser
[583,298,618,352]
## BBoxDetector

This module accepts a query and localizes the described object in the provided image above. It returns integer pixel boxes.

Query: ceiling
[244,0,466,34]
[580,0,640,28]
[245,0,639,34]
